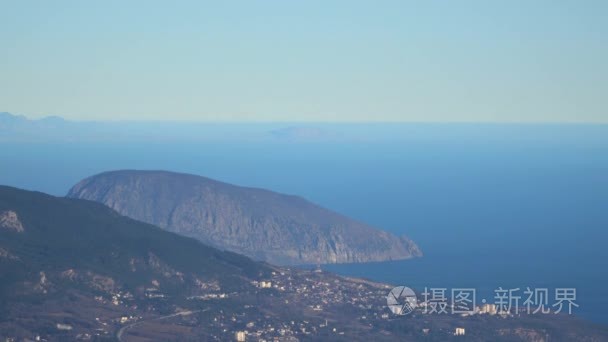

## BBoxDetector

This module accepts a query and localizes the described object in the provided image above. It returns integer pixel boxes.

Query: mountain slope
[67,170,421,265]
[2,186,606,341]
[0,185,278,339]
[0,185,269,298]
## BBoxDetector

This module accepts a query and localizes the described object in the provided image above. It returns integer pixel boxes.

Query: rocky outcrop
[67,170,422,265]
[0,210,24,233]
[0,247,20,261]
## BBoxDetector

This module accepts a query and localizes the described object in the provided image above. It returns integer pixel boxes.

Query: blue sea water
[1,127,607,324]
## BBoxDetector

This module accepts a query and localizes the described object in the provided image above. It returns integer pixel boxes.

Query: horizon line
[2,111,608,126]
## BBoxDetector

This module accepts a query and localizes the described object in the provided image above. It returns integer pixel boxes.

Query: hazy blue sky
[1,1,606,122]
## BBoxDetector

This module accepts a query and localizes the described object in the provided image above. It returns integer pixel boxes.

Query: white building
[235,331,246,341]
[479,303,497,315]
[258,281,272,288]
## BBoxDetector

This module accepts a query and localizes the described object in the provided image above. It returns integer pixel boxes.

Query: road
[116,308,208,341]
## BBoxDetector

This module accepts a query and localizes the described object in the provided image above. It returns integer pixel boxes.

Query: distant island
[67,170,422,265]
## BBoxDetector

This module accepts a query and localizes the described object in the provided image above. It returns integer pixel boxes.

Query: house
[235,331,246,341]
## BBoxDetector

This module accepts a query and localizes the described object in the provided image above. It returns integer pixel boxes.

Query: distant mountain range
[0,112,336,143]
[67,170,422,265]
[0,112,68,132]
[5,111,607,144]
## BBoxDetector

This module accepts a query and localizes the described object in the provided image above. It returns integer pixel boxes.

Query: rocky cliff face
[67,170,422,265]
[0,210,24,233]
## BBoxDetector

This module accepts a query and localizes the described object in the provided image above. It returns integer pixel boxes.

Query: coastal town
[20,267,587,342]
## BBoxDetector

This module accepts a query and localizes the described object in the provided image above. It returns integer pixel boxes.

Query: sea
[1,124,607,324]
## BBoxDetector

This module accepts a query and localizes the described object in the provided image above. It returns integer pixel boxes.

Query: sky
[1,0,607,123]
